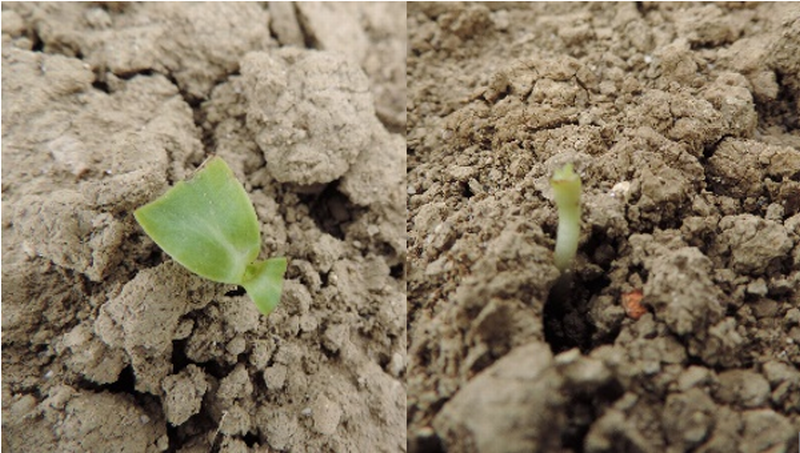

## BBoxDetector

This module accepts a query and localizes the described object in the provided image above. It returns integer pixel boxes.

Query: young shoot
[134,156,287,316]
[550,163,582,273]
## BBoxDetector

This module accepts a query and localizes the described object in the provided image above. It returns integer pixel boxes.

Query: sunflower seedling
[550,163,582,273]
[134,156,287,316]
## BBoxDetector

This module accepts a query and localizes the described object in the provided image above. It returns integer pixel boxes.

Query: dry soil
[2,3,405,452]
[408,3,800,453]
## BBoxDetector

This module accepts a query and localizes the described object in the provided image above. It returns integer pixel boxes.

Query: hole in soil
[543,273,598,355]
[170,409,218,452]
[113,365,137,393]
[81,364,137,395]
[242,432,259,447]
[32,35,44,52]
[301,183,366,240]
[171,339,191,373]
[117,68,154,80]
[166,424,180,452]
[319,336,340,360]
[561,379,625,452]
[295,3,320,51]
[756,75,800,130]
[409,430,445,453]
[225,286,246,297]
[390,263,404,279]
[92,80,110,93]
[377,351,391,371]
[137,244,166,269]
[461,181,475,198]
[197,358,234,381]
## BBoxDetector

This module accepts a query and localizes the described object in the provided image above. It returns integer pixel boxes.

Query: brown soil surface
[408,3,800,453]
[2,3,405,452]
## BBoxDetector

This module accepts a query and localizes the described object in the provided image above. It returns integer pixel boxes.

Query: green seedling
[550,163,582,273]
[134,156,287,316]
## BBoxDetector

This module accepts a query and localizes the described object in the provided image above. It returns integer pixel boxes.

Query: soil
[408,3,800,453]
[2,3,405,453]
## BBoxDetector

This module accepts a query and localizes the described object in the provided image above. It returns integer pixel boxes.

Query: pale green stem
[550,163,582,272]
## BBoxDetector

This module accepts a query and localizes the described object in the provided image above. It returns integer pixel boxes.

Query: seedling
[134,156,287,315]
[550,163,581,273]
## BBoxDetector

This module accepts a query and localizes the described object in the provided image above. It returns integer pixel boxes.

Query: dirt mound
[408,3,800,452]
[2,3,405,452]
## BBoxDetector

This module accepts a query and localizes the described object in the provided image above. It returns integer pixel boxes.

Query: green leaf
[134,156,261,284]
[135,156,288,316]
[241,257,288,315]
